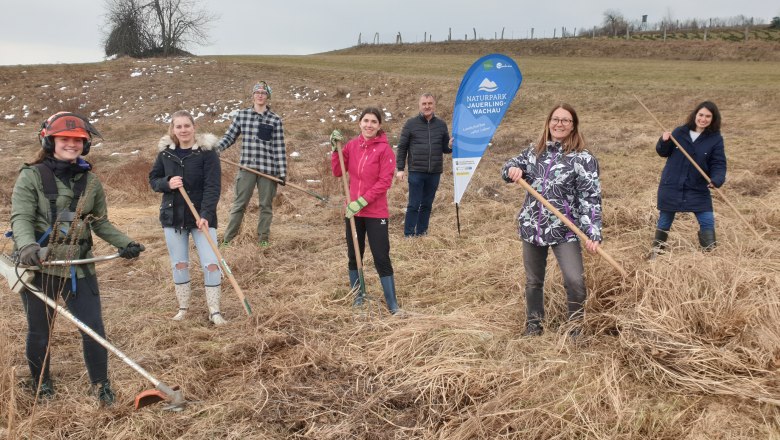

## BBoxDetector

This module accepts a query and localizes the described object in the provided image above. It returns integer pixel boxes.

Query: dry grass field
[1,39,779,439]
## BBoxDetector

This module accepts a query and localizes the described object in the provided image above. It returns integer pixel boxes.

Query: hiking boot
[219,241,231,248]
[31,378,55,400]
[95,380,115,406]
[523,321,543,337]
[259,241,270,248]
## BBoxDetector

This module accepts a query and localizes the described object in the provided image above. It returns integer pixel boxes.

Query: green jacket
[10,163,132,278]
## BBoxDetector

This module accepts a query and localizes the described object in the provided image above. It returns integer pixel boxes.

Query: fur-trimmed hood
[157,133,219,152]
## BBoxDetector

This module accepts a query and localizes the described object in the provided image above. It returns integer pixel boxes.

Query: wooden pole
[219,158,328,203]
[333,141,367,299]
[515,179,627,277]
[177,187,252,315]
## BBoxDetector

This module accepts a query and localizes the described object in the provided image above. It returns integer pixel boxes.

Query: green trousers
[222,169,277,242]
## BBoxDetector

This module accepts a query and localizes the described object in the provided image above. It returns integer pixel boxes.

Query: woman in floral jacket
[501,103,602,337]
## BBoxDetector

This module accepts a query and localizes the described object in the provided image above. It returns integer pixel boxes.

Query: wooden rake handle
[219,157,328,203]
[515,179,628,277]
[177,187,252,315]
[633,94,761,240]
[333,141,367,295]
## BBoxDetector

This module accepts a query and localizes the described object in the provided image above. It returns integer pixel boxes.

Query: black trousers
[20,272,108,385]
[345,217,393,277]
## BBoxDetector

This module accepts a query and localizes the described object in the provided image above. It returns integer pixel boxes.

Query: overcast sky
[1,1,776,65]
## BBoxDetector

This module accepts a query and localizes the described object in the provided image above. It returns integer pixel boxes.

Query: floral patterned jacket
[501,142,602,246]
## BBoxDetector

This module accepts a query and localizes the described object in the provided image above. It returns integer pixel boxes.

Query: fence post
[501,27,505,39]
[473,28,477,40]
[531,28,534,39]
[358,33,361,45]
[448,27,452,41]
[745,26,749,41]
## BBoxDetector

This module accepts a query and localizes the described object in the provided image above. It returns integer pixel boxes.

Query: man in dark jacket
[395,93,452,237]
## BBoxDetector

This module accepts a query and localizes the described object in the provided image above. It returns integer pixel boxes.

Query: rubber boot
[172,282,191,321]
[205,285,227,325]
[698,229,717,252]
[379,275,401,315]
[349,270,365,306]
[523,287,544,336]
[648,229,669,260]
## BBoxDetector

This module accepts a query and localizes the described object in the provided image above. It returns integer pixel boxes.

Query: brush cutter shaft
[43,253,121,266]
[25,284,161,387]
[219,158,328,203]
[633,94,761,240]
[516,179,628,277]
[334,141,367,296]
[176,187,252,315]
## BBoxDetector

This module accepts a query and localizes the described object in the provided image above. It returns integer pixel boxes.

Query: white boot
[172,282,191,321]
[205,285,227,326]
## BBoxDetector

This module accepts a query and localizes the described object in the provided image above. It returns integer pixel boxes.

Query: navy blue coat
[656,125,726,213]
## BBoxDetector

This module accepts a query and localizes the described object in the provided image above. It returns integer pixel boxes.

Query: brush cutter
[515,179,628,277]
[0,252,187,411]
[177,187,252,315]
[219,157,329,203]
[333,139,368,303]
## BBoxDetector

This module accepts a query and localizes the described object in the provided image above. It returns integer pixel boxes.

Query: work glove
[278,176,286,186]
[118,242,145,259]
[330,129,344,152]
[19,243,42,266]
[345,197,368,219]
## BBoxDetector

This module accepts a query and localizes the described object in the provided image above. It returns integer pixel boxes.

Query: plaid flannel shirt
[216,106,287,178]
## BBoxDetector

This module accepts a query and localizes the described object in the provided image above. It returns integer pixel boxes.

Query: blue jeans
[404,172,441,237]
[163,227,222,286]
[657,210,715,232]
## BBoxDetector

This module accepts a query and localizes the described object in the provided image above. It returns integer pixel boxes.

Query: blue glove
[345,197,367,219]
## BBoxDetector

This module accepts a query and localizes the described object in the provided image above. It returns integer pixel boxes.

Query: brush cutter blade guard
[134,384,186,411]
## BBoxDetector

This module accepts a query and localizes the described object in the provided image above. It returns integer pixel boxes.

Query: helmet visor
[45,113,101,139]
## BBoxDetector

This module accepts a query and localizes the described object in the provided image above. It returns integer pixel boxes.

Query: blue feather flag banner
[452,54,522,204]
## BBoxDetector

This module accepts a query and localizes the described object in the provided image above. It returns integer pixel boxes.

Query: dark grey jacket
[395,114,451,174]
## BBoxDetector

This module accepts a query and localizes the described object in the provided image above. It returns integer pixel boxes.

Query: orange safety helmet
[39,112,102,155]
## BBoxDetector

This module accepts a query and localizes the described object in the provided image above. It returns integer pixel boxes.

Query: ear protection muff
[38,112,100,156]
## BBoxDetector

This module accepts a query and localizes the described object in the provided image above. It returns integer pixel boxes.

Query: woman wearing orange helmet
[10,111,145,405]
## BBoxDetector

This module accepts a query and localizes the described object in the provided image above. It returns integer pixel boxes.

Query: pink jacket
[331,132,395,218]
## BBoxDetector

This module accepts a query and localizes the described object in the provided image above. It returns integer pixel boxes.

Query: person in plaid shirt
[217,81,287,246]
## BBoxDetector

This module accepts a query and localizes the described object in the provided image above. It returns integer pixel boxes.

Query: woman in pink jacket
[330,108,400,314]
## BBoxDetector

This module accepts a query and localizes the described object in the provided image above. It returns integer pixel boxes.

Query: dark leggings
[20,273,108,384]
[345,217,393,277]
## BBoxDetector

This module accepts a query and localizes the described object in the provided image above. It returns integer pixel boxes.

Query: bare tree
[603,9,627,36]
[102,0,217,58]
[147,0,216,57]
[103,0,154,57]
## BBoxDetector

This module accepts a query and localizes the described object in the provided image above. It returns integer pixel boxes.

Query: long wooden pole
[219,157,328,203]
[333,141,367,298]
[177,187,252,315]
[633,94,761,240]
[515,179,628,277]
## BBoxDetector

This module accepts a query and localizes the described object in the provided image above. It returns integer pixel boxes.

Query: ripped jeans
[163,227,222,287]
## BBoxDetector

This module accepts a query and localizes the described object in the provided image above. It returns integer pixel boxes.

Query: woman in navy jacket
[651,101,727,255]
[149,110,226,325]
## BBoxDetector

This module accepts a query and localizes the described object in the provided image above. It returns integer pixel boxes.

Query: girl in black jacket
[149,110,226,325]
